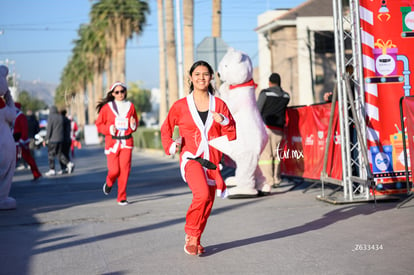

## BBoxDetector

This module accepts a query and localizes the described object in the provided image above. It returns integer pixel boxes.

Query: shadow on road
[201,202,396,256]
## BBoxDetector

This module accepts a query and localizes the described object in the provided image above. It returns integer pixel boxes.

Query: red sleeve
[95,104,112,136]
[130,104,139,132]
[160,101,180,155]
[216,99,237,141]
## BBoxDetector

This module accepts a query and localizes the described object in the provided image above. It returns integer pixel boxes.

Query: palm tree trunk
[183,0,194,95]
[104,58,112,90]
[110,33,119,83]
[157,0,168,123]
[94,70,103,122]
[165,0,179,107]
[76,85,86,128]
[87,81,94,124]
[69,93,76,120]
[114,18,126,83]
[212,0,221,38]
[212,0,222,88]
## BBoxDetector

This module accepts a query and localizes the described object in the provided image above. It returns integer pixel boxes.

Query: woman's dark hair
[96,83,128,113]
[188,60,215,95]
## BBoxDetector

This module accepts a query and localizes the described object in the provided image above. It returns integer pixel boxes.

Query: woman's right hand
[211,110,224,123]
[174,137,182,153]
[110,125,116,136]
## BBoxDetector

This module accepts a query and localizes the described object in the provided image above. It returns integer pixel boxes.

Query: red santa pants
[184,160,216,238]
[106,148,132,202]
[17,146,42,179]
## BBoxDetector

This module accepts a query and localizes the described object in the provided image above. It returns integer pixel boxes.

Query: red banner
[360,0,414,194]
[281,103,342,180]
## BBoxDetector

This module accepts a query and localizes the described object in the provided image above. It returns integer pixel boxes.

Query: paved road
[1,145,413,275]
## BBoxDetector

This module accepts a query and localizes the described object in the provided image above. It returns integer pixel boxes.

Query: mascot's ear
[228,47,243,63]
[0,65,8,78]
[0,65,9,95]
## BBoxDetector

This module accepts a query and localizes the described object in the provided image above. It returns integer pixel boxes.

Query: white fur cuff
[216,189,229,199]
[220,115,229,126]
[168,142,177,155]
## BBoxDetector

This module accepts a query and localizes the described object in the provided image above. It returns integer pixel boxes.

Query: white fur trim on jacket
[104,101,133,154]
[179,93,217,188]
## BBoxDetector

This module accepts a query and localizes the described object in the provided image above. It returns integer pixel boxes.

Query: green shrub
[133,127,162,149]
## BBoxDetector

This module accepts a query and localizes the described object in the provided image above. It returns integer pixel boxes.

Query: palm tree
[183,0,194,94]
[90,0,150,83]
[157,0,168,123]
[75,25,97,124]
[165,0,179,107]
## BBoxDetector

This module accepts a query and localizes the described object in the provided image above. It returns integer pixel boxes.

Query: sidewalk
[1,145,413,275]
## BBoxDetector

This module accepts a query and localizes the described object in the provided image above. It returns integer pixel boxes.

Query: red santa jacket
[95,100,138,154]
[161,93,236,196]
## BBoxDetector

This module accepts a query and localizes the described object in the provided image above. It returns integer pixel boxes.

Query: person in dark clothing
[59,109,72,174]
[44,106,74,176]
[26,109,40,153]
[257,73,290,189]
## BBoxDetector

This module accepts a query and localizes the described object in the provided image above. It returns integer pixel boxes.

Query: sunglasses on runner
[113,89,125,95]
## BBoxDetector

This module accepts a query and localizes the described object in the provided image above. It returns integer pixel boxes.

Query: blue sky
[0,0,305,90]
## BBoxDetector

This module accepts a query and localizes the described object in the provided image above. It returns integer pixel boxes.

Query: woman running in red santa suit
[96,82,138,206]
[161,60,237,256]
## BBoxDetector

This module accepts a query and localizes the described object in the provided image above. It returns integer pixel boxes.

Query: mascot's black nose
[217,72,221,78]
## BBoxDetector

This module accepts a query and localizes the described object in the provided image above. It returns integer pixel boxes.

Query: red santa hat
[15,102,21,110]
[109,81,127,92]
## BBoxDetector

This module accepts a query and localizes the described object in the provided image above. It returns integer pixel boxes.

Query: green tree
[17,90,48,113]
[56,0,150,126]
[127,82,152,116]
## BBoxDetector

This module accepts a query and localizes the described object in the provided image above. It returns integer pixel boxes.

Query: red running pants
[106,148,132,202]
[184,160,216,238]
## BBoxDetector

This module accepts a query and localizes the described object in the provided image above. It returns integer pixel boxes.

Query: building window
[314,31,335,54]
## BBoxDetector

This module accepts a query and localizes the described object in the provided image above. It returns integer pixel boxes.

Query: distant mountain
[17,80,57,106]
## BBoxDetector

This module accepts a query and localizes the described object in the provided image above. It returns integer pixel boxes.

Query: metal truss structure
[318,0,377,204]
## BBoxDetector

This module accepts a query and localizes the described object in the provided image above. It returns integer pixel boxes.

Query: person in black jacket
[44,106,74,176]
[26,109,40,153]
[257,73,290,189]
[59,109,72,174]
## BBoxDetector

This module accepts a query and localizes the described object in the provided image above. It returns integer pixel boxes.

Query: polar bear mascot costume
[209,48,268,198]
[0,65,17,210]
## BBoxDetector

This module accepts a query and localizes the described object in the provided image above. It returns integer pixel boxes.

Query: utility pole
[157,0,168,122]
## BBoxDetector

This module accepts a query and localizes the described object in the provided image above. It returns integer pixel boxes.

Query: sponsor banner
[360,0,414,194]
[281,103,342,180]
